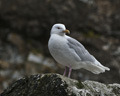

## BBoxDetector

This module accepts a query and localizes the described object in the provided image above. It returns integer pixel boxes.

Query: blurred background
[0,0,120,93]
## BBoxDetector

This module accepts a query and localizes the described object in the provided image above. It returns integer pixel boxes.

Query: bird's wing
[67,37,95,62]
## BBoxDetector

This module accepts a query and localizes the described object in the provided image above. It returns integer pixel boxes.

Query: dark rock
[0,0,120,40]
[1,73,120,96]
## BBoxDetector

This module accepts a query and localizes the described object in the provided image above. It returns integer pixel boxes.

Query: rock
[0,44,24,64]
[0,0,120,39]
[7,33,27,55]
[1,73,120,96]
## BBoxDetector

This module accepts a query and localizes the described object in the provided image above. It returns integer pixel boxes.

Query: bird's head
[50,24,70,36]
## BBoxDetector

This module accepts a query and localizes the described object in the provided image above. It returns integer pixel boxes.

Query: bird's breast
[48,35,67,54]
[48,35,70,63]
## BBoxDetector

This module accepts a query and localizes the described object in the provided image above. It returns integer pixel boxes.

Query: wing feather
[67,37,95,62]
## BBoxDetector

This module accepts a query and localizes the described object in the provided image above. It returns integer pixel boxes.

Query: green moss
[76,81,84,89]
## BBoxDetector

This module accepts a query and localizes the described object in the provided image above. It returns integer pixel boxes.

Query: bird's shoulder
[65,35,85,49]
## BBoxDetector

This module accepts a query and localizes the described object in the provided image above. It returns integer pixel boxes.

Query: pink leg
[68,67,72,78]
[63,66,67,76]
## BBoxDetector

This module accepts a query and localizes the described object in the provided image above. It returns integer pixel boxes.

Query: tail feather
[98,64,110,71]
[82,62,110,74]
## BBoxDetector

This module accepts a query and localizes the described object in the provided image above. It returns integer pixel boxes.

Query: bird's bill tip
[63,29,70,34]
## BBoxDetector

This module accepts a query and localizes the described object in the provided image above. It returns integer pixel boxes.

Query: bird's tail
[82,62,110,74]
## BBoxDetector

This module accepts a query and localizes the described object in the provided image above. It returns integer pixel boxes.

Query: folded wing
[67,37,95,63]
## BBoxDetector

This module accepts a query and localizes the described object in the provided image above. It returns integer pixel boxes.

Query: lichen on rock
[1,73,120,96]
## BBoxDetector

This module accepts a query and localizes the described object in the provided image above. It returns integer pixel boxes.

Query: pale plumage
[48,24,110,77]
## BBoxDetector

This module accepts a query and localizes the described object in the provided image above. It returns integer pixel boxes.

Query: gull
[48,24,110,78]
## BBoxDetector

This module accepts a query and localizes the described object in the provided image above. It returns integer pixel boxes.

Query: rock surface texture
[1,73,120,96]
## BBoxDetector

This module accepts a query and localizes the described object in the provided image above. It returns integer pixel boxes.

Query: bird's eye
[57,27,61,29]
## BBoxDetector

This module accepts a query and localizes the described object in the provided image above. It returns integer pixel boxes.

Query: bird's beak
[63,29,70,34]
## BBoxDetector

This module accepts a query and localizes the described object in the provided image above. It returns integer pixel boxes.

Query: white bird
[48,24,110,77]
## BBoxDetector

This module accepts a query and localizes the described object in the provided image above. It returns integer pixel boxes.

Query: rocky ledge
[1,73,120,96]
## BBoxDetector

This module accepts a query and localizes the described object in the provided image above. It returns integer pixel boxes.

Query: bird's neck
[51,33,66,37]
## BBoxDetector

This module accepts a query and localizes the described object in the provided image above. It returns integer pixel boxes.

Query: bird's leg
[68,67,72,78]
[63,66,67,76]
